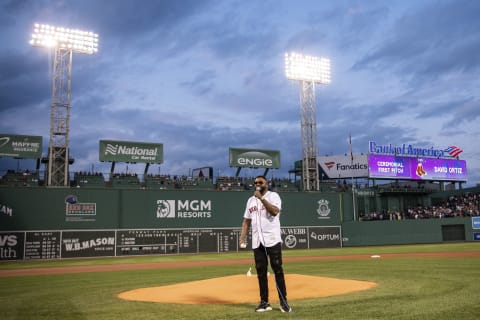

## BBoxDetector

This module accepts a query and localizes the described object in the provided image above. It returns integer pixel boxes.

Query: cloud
[353,1,480,81]
[0,0,478,187]
[0,51,50,112]
[179,69,217,96]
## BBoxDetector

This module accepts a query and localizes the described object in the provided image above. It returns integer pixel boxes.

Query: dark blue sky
[1,0,479,185]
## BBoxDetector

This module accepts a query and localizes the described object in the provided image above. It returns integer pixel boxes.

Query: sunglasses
[254,181,265,185]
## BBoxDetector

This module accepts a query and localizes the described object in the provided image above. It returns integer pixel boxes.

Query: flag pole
[350,134,356,221]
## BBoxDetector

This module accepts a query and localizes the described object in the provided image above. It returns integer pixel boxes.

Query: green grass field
[1,243,479,320]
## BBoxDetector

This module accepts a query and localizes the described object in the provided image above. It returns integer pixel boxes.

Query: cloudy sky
[1,0,479,186]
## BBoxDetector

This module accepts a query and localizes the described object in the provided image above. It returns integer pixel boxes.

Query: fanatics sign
[318,154,368,179]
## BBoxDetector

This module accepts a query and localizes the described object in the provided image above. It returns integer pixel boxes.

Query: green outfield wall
[342,218,475,246]
[0,188,476,260]
[0,188,342,230]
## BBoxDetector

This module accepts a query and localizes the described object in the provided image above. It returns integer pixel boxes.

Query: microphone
[256,187,261,191]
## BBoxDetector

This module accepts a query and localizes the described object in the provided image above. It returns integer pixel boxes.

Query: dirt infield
[1,251,479,278]
[110,251,476,305]
[117,274,377,304]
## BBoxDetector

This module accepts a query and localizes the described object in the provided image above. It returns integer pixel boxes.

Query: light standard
[285,52,331,191]
[30,23,99,186]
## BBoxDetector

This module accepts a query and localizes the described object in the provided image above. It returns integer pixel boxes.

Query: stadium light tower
[30,23,99,187]
[285,52,331,191]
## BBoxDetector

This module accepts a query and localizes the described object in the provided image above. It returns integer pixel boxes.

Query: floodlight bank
[285,52,331,83]
[30,23,99,54]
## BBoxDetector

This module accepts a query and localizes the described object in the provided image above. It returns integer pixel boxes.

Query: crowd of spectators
[76,171,103,177]
[0,169,40,187]
[361,192,480,221]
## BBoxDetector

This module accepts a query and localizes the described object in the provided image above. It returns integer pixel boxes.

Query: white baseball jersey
[243,191,282,249]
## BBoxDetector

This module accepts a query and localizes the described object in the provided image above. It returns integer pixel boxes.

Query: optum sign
[229,148,280,168]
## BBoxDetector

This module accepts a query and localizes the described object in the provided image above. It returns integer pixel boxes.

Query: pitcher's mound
[118,274,376,304]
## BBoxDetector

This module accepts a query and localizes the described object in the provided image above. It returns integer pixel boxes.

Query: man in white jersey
[239,175,292,313]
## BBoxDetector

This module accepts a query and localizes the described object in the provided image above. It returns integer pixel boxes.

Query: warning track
[1,251,478,277]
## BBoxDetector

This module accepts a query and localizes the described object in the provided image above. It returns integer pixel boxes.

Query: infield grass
[1,242,479,320]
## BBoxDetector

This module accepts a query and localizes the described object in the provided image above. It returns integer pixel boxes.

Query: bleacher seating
[272,178,300,192]
[216,176,246,191]
[144,175,175,190]
[319,181,342,192]
[74,172,105,188]
[174,177,214,190]
[0,170,383,194]
[109,173,141,189]
[0,170,40,187]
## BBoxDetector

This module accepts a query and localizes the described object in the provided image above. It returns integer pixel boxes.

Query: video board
[368,155,467,181]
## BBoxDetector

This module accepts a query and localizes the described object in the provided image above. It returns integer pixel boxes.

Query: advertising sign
[99,140,163,164]
[368,155,467,181]
[281,227,309,249]
[472,217,480,230]
[308,226,342,248]
[61,230,115,258]
[0,232,24,260]
[0,134,42,158]
[229,147,280,168]
[64,194,97,222]
[368,141,463,159]
[318,154,368,178]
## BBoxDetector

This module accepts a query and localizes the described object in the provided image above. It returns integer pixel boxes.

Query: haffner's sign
[369,141,458,159]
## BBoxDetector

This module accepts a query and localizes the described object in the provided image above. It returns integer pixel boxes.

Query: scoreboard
[116,229,241,255]
[0,226,341,260]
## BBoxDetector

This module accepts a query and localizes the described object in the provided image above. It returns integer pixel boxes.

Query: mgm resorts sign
[99,140,163,164]
[229,147,280,169]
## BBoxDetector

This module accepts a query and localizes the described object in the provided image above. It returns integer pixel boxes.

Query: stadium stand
[108,173,142,189]
[174,176,214,190]
[216,176,246,191]
[142,175,214,190]
[0,170,40,187]
[270,178,300,192]
[215,177,300,192]
[143,174,174,190]
[360,191,480,220]
[73,172,105,188]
